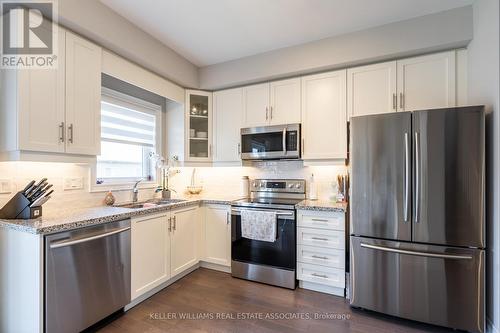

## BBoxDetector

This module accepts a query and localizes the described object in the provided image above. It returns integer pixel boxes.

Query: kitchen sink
[119,198,186,209]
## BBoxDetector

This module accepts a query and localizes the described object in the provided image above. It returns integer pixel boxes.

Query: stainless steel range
[231,179,305,289]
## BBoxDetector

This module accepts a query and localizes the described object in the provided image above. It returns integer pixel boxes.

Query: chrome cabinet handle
[360,243,472,260]
[237,143,241,155]
[400,93,404,109]
[173,215,176,230]
[270,106,273,119]
[50,226,130,249]
[226,212,230,225]
[392,93,397,110]
[311,273,329,279]
[415,132,420,223]
[311,236,329,241]
[68,124,74,143]
[59,122,65,143]
[311,255,329,260]
[209,144,212,158]
[404,132,409,222]
[311,218,328,222]
[168,217,172,232]
[265,107,268,120]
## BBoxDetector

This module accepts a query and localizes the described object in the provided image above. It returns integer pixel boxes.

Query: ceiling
[100,0,473,67]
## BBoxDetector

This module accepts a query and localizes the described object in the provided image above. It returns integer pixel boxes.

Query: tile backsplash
[0,161,347,210]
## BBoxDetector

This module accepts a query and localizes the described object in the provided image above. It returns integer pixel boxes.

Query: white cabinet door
[270,78,301,125]
[204,205,231,266]
[213,88,243,162]
[347,61,397,118]
[301,70,347,160]
[397,51,456,112]
[171,206,199,277]
[65,31,101,155]
[18,27,66,153]
[131,213,170,300]
[243,83,270,127]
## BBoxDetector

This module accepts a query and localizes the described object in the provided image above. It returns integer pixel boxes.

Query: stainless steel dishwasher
[45,219,131,333]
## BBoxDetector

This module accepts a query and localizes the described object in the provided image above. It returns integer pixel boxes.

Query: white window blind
[101,97,156,147]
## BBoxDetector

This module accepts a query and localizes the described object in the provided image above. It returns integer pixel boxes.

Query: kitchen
[0,1,498,333]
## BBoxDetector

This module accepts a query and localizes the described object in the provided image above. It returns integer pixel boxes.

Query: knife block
[0,191,42,219]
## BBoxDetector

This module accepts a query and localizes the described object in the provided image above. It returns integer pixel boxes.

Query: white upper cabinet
[242,79,301,128]
[213,88,243,162]
[347,61,397,118]
[397,51,456,111]
[186,90,213,162]
[243,83,269,127]
[17,29,66,153]
[204,205,231,267]
[269,78,301,125]
[65,31,102,155]
[171,206,199,277]
[301,70,347,160]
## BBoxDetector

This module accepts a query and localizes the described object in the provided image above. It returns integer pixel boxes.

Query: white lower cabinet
[131,212,171,300]
[297,209,346,296]
[203,205,231,267]
[170,206,200,277]
[131,205,200,301]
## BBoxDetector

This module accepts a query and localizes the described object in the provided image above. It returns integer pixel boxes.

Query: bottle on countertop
[241,176,250,198]
[308,173,318,200]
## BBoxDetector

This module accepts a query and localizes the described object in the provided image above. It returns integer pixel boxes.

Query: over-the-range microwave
[240,123,300,160]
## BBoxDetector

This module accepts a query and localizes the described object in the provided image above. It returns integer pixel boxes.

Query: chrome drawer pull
[311,236,329,241]
[311,273,329,279]
[311,255,329,260]
[311,218,328,222]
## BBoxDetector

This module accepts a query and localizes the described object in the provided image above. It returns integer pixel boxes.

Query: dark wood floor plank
[97,268,454,333]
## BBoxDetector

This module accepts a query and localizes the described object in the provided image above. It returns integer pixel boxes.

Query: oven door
[240,124,300,160]
[231,207,296,270]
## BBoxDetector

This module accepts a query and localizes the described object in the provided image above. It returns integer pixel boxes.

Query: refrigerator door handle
[415,131,420,223]
[360,243,472,260]
[404,132,409,222]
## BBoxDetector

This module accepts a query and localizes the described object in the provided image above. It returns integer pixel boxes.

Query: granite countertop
[0,195,346,235]
[295,200,348,213]
[0,196,240,235]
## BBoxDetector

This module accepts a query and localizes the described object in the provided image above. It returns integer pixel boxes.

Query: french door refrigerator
[350,106,485,333]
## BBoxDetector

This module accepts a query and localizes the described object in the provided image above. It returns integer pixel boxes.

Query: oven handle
[231,208,294,219]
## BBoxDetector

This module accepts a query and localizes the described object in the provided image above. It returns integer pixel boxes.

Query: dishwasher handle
[49,226,131,249]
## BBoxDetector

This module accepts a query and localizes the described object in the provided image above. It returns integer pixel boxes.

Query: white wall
[199,6,473,90]
[55,0,198,88]
[467,0,500,332]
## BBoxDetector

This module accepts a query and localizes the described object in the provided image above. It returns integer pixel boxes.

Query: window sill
[90,181,159,193]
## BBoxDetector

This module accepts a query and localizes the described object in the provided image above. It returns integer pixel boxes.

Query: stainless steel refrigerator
[350,106,485,333]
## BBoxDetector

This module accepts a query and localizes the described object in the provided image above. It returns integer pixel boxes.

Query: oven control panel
[251,179,305,194]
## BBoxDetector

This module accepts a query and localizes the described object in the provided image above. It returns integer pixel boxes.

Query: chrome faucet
[132,180,142,203]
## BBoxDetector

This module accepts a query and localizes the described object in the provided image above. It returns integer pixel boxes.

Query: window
[96,88,161,185]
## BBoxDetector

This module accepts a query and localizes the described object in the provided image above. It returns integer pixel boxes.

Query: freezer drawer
[350,236,485,333]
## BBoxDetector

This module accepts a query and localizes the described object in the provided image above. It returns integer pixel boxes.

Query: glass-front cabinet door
[186,90,212,161]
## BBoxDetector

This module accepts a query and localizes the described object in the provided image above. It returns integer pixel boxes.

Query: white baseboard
[125,264,199,310]
[199,261,231,273]
[488,318,499,333]
[299,280,345,297]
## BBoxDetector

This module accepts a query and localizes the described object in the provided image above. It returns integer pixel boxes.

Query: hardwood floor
[96,268,454,333]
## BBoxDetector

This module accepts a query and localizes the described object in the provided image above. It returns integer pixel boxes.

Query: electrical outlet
[0,179,12,194]
[63,177,84,190]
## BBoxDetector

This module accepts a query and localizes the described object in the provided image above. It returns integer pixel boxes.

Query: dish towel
[240,209,277,242]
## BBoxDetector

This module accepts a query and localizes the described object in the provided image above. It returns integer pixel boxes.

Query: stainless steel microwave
[240,124,300,160]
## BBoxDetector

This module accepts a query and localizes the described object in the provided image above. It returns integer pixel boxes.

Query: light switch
[63,177,84,190]
[0,179,12,194]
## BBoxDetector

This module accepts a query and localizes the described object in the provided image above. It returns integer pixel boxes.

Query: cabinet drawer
[297,263,345,288]
[298,227,344,249]
[298,211,345,231]
[297,245,345,269]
